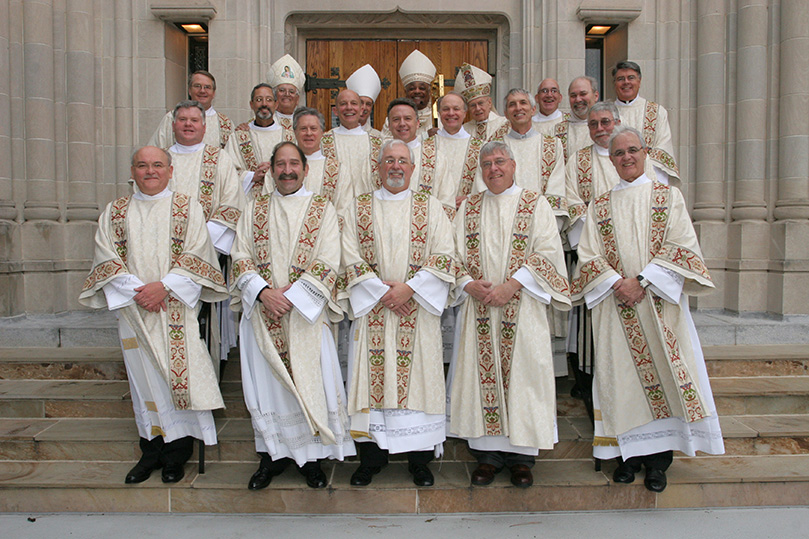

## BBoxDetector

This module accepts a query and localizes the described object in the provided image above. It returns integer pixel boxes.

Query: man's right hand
[259,284,293,320]
[464,280,493,303]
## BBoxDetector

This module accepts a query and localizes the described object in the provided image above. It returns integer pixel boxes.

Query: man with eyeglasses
[224,83,285,199]
[268,54,306,142]
[148,70,233,150]
[458,63,509,141]
[572,126,724,493]
[448,141,571,488]
[611,61,680,184]
[532,78,565,136]
[340,139,455,488]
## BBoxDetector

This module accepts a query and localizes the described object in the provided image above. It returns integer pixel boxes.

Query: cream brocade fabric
[420,134,471,213]
[341,193,455,417]
[79,196,227,411]
[302,157,354,219]
[573,181,715,437]
[168,146,245,229]
[224,124,283,174]
[230,193,345,444]
[564,120,591,160]
[327,130,377,198]
[463,112,509,140]
[449,189,571,449]
[614,96,679,178]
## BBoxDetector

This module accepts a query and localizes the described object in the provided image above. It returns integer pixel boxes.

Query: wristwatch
[636,274,650,289]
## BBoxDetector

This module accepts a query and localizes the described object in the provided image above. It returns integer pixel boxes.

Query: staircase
[0,344,807,513]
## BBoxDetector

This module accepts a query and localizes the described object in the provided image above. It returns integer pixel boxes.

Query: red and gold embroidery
[554,112,571,160]
[643,101,659,149]
[279,117,295,142]
[418,136,437,194]
[217,112,233,148]
[198,145,220,220]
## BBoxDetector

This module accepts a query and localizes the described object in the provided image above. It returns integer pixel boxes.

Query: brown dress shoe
[509,464,533,488]
[471,463,498,486]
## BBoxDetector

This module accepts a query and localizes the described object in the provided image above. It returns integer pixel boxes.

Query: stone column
[114,0,134,200]
[726,0,770,312]
[770,0,809,314]
[691,0,728,310]
[0,0,14,221]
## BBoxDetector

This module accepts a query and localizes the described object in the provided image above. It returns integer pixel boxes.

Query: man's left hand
[134,282,169,312]
[483,278,522,307]
[381,281,415,317]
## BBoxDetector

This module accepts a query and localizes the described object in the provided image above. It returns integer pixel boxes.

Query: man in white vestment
[323,89,383,198]
[80,146,227,484]
[612,61,679,183]
[552,76,600,162]
[346,64,383,133]
[571,126,724,493]
[388,98,424,182]
[448,141,571,488]
[340,140,456,487]
[532,78,565,136]
[224,83,284,199]
[291,107,353,219]
[458,62,509,141]
[268,54,305,142]
[382,50,437,139]
[231,141,355,490]
[148,70,233,149]
[167,100,246,362]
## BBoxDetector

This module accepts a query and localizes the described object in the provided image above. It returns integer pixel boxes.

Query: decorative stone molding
[576,1,642,24]
[150,1,217,23]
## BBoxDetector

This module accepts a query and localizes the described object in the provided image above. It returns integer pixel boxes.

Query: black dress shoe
[350,465,381,486]
[248,465,275,490]
[612,464,636,484]
[125,462,160,484]
[509,464,533,488]
[161,463,185,483]
[300,462,328,489]
[644,468,667,492]
[408,464,434,487]
[470,463,498,486]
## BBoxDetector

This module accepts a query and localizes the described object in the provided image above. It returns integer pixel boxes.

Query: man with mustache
[231,141,355,490]
[340,140,455,488]
[225,83,285,199]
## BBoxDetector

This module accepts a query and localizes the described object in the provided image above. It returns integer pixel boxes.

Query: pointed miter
[456,63,492,102]
[399,50,437,87]
[268,54,305,92]
[346,64,382,102]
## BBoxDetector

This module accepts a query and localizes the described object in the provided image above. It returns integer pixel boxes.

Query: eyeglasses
[191,83,214,91]
[615,75,639,83]
[481,158,511,169]
[611,147,643,157]
[252,97,274,104]
[276,88,298,96]
[588,118,614,128]
[383,158,411,166]
[538,88,560,95]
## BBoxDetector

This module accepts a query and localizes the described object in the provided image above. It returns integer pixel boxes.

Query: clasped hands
[612,277,645,308]
[465,278,523,307]
[134,282,169,313]
[380,281,414,317]
[259,284,293,321]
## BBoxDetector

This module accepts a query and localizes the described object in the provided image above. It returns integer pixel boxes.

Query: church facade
[0,0,807,316]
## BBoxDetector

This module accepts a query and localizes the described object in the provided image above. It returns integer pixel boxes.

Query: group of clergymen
[79,49,725,495]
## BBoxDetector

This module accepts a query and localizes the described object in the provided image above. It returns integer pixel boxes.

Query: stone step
[712,376,809,415]
[1,454,808,513]
[703,345,809,377]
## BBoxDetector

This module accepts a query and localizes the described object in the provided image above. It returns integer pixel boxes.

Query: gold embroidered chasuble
[298,152,352,220]
[275,114,296,142]
[571,181,714,438]
[168,144,245,231]
[463,112,509,141]
[149,110,233,149]
[79,193,227,411]
[417,133,480,220]
[533,111,566,137]
[230,192,346,444]
[224,121,285,200]
[322,128,383,198]
[449,188,571,449]
[614,96,680,180]
[551,114,590,163]
[340,191,456,418]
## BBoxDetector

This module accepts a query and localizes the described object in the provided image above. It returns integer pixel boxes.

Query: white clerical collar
[205,107,216,117]
[334,125,366,136]
[484,183,520,197]
[594,144,610,156]
[616,96,640,106]
[275,111,293,120]
[406,138,421,150]
[273,185,312,198]
[615,172,652,191]
[533,110,562,122]
[362,122,371,132]
[569,114,587,124]
[134,187,172,200]
[306,150,324,161]
[508,128,537,140]
[374,187,411,201]
[438,128,470,140]
[170,142,204,153]
[250,120,280,131]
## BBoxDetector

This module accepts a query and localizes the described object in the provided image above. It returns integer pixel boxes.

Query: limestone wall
[0,0,806,315]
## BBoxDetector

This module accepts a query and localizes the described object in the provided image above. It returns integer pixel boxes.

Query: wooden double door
[306,39,489,131]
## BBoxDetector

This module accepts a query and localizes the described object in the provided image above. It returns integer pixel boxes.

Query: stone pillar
[0,0,14,221]
[770,0,809,314]
[725,0,770,312]
[114,0,134,200]
[691,0,728,310]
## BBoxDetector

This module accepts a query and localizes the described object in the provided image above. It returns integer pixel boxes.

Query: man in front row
[572,126,724,493]
[448,142,571,488]
[340,139,456,487]
[231,141,354,490]
[80,146,227,484]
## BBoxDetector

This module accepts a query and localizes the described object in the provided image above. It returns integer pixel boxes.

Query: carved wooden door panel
[306,39,489,131]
